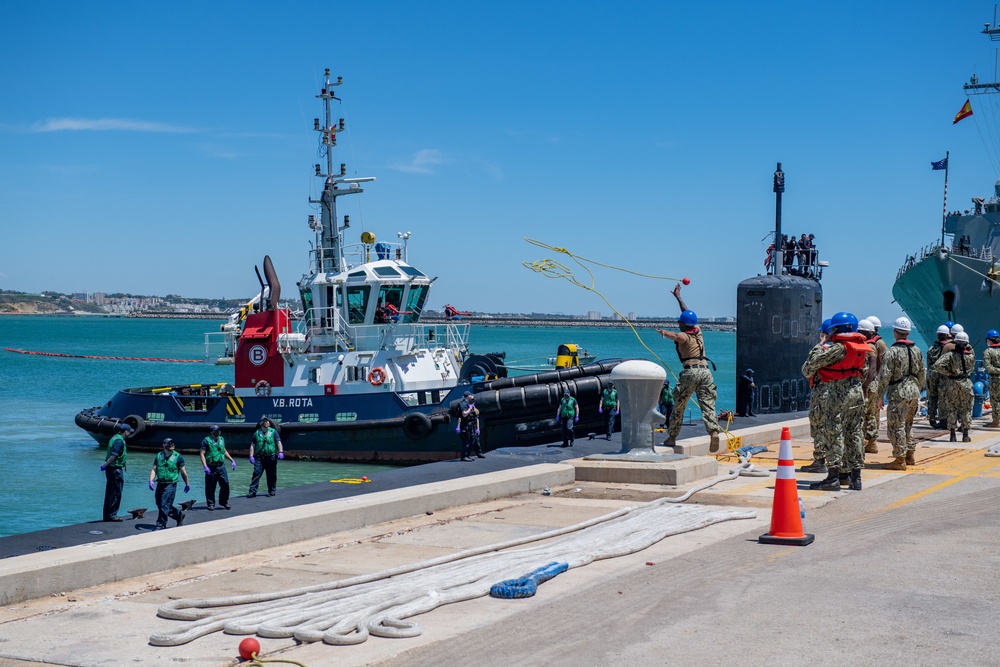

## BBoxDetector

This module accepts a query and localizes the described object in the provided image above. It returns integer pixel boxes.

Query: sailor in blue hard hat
[983,329,1000,428]
[801,311,871,492]
[556,389,579,447]
[655,282,721,451]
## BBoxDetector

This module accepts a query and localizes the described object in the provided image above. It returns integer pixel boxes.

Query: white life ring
[255,380,272,397]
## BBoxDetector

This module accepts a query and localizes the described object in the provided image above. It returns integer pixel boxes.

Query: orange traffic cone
[759,426,814,546]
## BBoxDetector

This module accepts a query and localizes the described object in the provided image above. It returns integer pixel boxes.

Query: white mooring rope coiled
[150,462,757,647]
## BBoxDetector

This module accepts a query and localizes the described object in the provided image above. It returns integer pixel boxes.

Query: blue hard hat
[678,309,698,326]
[209,425,220,432]
[830,311,859,332]
[989,329,1000,339]
[945,320,954,328]
[116,422,134,433]
[819,318,832,334]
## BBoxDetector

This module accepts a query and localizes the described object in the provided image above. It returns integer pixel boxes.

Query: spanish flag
[954,100,973,124]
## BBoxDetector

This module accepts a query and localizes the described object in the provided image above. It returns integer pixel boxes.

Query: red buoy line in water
[4,347,203,363]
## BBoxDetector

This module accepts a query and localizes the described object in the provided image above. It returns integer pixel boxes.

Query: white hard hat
[955,331,970,343]
[951,323,965,334]
[936,325,951,335]
[893,317,912,332]
[866,316,882,328]
[857,318,876,332]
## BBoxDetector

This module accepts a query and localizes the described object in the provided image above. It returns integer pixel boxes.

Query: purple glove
[456,426,461,434]
[249,455,256,464]
[149,480,155,491]
[183,484,190,494]
[231,461,237,471]
[475,428,480,436]
[615,410,619,416]
[574,417,579,423]
[203,465,211,474]
[278,452,284,460]
[598,407,603,413]
[100,464,107,472]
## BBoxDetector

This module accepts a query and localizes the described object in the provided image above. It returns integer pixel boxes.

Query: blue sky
[2,1,999,321]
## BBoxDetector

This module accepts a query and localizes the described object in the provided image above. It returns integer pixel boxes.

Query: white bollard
[611,360,667,454]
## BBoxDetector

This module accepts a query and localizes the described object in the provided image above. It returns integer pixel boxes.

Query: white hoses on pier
[150,462,757,647]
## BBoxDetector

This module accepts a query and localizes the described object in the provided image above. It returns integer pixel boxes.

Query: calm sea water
[0,316,735,537]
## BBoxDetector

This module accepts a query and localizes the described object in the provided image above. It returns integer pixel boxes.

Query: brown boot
[884,457,907,471]
[905,450,916,466]
[864,440,878,454]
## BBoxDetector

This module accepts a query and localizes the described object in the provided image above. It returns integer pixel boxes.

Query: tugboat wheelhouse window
[300,290,314,325]
[405,285,428,323]
[373,266,401,277]
[345,285,371,324]
[377,285,404,313]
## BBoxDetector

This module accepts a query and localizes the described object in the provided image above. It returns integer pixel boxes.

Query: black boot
[808,467,841,491]
[801,458,827,473]
[950,429,957,442]
[849,469,862,491]
[962,428,972,443]
[839,471,851,486]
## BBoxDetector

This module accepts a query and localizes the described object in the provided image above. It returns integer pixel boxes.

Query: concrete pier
[2,415,999,666]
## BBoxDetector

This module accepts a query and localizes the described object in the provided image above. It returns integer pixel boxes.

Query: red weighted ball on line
[239,637,260,661]
[682,277,691,285]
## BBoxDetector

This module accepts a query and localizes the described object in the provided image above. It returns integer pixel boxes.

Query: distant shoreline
[0,312,736,330]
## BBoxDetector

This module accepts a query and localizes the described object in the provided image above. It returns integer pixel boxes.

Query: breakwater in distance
[425,317,736,330]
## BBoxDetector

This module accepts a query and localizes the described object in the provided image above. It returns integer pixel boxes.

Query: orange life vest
[816,332,868,383]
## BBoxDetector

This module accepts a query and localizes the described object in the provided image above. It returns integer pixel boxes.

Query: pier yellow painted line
[875,451,1000,512]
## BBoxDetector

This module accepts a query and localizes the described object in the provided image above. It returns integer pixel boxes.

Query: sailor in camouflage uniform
[858,318,887,454]
[982,329,1000,428]
[877,318,925,470]
[801,319,833,474]
[933,330,975,442]
[657,283,721,451]
[925,325,952,428]
[801,312,871,491]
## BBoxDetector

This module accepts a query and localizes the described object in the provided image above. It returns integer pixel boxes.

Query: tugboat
[76,70,621,462]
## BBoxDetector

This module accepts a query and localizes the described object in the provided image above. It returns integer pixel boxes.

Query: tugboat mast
[311,69,374,274]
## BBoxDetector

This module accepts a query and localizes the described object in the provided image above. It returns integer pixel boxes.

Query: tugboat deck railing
[296,306,469,353]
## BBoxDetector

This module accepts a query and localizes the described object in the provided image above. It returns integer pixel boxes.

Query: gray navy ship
[893,14,1000,354]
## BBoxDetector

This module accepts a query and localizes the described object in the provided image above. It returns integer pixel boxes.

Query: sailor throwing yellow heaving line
[656,283,721,451]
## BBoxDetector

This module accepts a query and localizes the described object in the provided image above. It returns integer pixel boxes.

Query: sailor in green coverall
[100,422,131,522]
[248,417,283,497]
[598,381,619,440]
[148,438,190,530]
[556,390,579,447]
[200,425,236,510]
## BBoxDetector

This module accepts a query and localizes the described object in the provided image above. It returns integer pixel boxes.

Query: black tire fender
[402,412,434,441]
[123,414,146,436]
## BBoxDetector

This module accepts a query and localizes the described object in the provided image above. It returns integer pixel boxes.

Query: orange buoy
[239,637,260,660]
[682,277,691,285]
